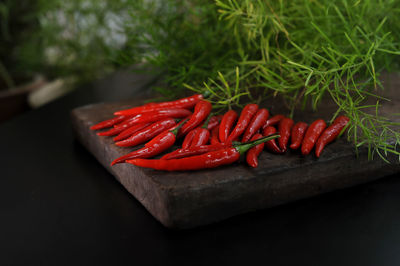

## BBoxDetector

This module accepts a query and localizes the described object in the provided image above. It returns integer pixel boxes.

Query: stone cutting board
[71,73,400,229]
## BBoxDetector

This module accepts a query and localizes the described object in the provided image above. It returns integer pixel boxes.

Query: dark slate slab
[71,72,400,229]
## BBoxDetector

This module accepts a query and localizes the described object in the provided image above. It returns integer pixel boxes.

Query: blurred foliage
[0,0,128,90]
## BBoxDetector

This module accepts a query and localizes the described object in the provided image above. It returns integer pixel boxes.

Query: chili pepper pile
[90,93,349,171]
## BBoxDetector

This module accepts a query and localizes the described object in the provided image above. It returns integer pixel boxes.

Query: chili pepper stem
[171,118,189,136]
[202,90,211,98]
[234,134,280,155]
[201,113,214,129]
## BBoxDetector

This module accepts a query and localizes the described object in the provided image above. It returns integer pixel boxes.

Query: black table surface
[1,71,400,266]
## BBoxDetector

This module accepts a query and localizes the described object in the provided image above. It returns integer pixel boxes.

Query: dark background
[1,71,400,266]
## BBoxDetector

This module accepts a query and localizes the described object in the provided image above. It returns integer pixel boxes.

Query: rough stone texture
[71,72,400,229]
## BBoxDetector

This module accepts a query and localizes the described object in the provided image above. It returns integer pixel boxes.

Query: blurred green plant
[0,0,128,90]
[120,0,400,161]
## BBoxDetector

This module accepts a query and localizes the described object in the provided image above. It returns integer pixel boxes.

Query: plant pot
[0,76,47,123]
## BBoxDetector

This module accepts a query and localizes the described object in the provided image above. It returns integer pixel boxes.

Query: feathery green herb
[123,0,400,161]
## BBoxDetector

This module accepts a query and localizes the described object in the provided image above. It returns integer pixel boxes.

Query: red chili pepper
[178,100,212,137]
[242,108,269,143]
[90,115,130,130]
[182,129,197,149]
[190,114,216,147]
[115,108,191,128]
[113,123,151,141]
[219,110,238,143]
[278,117,294,152]
[315,116,350,157]
[289,122,308,150]
[114,93,208,116]
[207,115,223,130]
[301,119,327,155]
[98,116,152,136]
[115,118,177,147]
[246,133,265,168]
[263,114,285,129]
[127,135,279,171]
[97,124,132,136]
[190,128,210,147]
[111,119,188,165]
[227,104,259,142]
[161,143,227,160]
[262,126,283,154]
[210,125,221,145]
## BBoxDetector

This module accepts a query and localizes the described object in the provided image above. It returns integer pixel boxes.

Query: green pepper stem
[170,118,189,136]
[202,90,211,98]
[234,134,280,155]
[201,113,214,129]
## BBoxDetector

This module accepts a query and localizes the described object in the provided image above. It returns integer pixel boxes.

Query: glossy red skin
[242,108,269,143]
[182,129,197,149]
[115,118,176,147]
[210,125,221,145]
[191,128,210,147]
[128,147,240,171]
[207,115,223,130]
[161,143,226,160]
[246,133,265,168]
[111,130,177,165]
[115,109,191,128]
[91,115,129,130]
[301,119,327,155]
[278,118,294,152]
[113,122,151,141]
[219,110,238,143]
[262,126,283,154]
[315,116,350,157]
[289,122,308,150]
[227,104,259,142]
[184,114,220,148]
[178,100,212,137]
[262,114,285,129]
[97,125,128,136]
[114,94,204,116]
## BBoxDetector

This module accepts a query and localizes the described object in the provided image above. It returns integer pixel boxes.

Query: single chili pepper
[127,135,279,171]
[262,126,283,154]
[190,128,210,147]
[178,100,212,137]
[114,92,209,116]
[219,110,238,143]
[207,115,223,130]
[278,117,294,152]
[190,114,216,147]
[227,104,259,142]
[90,115,130,130]
[315,116,350,157]
[114,108,191,129]
[98,116,152,136]
[301,119,327,156]
[263,114,285,129]
[115,118,176,147]
[242,108,269,143]
[210,125,221,145]
[246,133,265,168]
[97,124,131,136]
[161,143,227,160]
[113,122,151,141]
[111,119,188,165]
[289,122,308,150]
[182,129,197,149]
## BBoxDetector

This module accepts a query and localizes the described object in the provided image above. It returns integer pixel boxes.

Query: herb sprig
[122,0,400,161]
